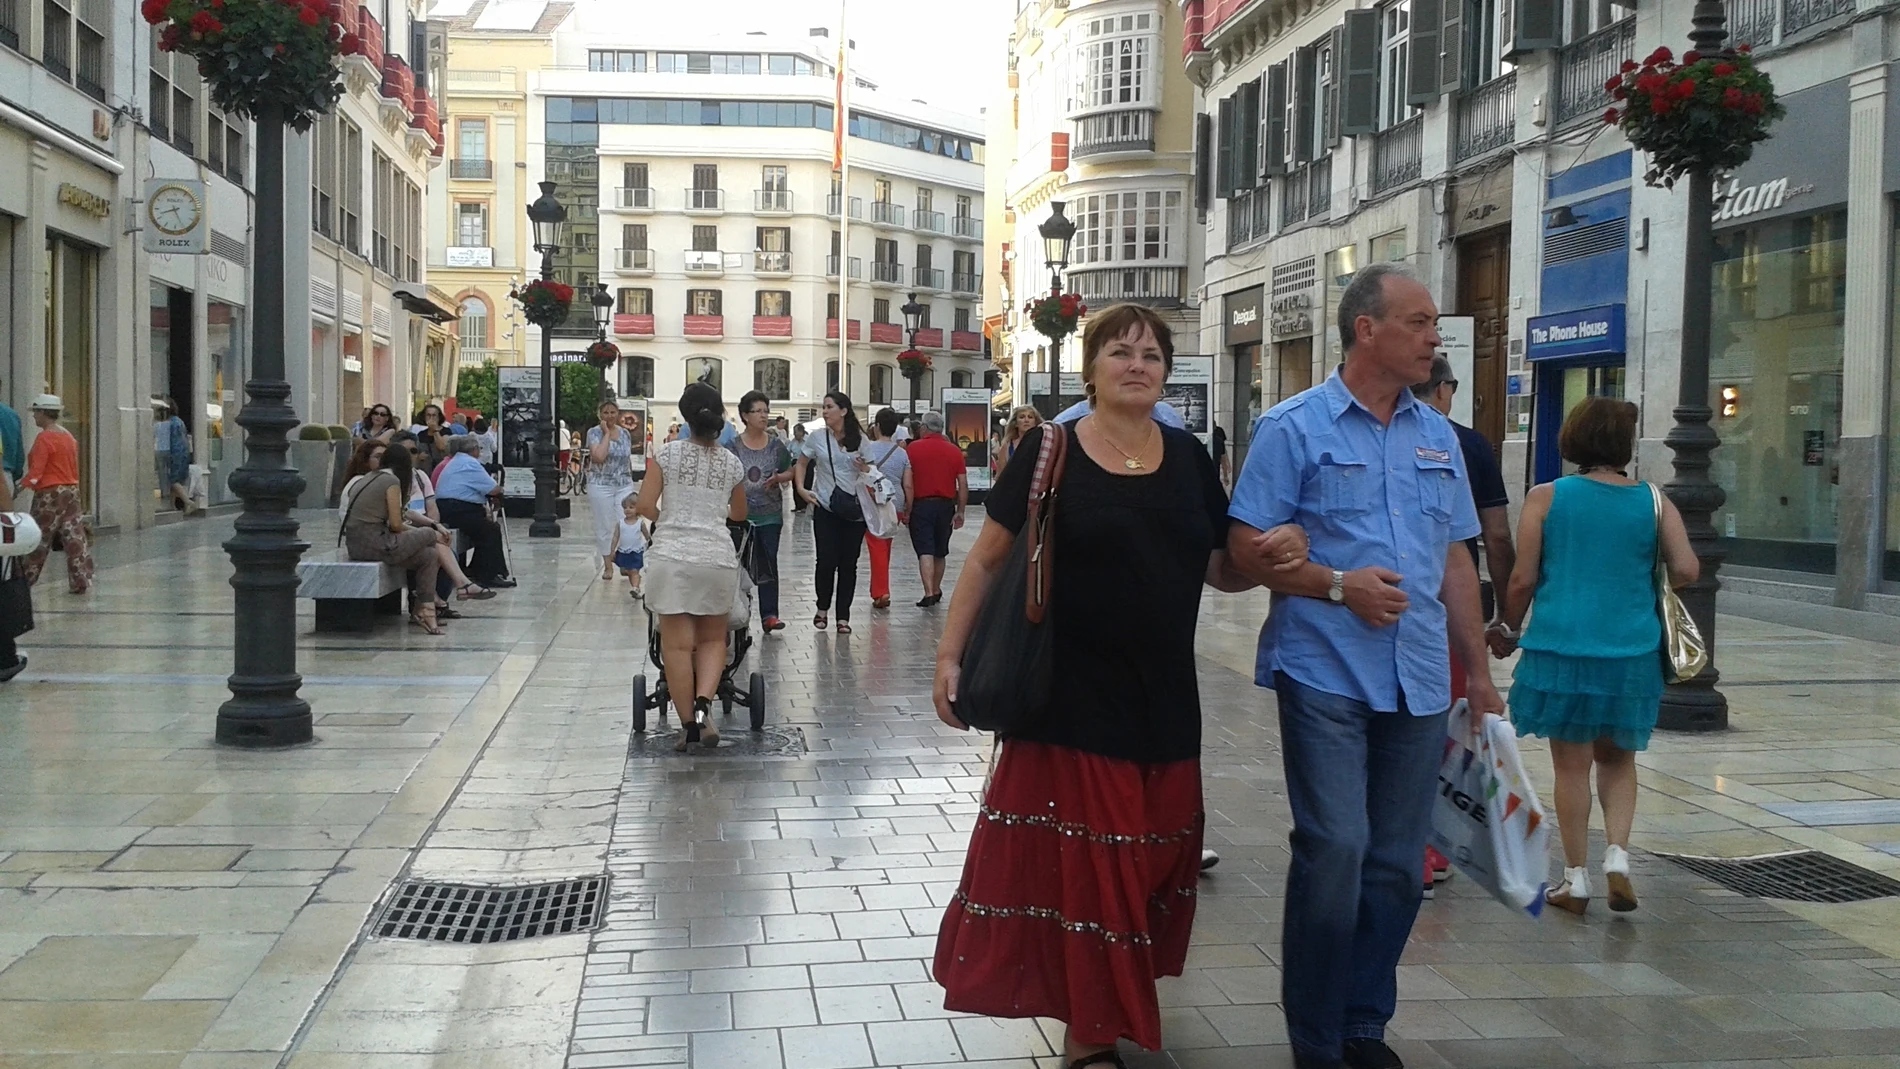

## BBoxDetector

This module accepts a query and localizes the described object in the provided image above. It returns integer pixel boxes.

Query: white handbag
[0,512,42,557]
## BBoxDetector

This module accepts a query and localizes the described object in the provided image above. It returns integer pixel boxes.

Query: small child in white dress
[612,496,649,599]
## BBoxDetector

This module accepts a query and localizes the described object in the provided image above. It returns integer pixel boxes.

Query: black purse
[0,560,34,640]
[823,433,865,523]
[953,423,1069,734]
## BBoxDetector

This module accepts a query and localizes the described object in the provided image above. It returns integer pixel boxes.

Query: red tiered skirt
[933,739,1204,1050]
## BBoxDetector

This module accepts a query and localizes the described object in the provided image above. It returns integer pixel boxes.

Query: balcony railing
[684,249,724,274]
[914,209,946,233]
[686,188,724,211]
[614,313,655,338]
[950,330,982,352]
[1309,156,1332,216]
[752,315,793,340]
[870,261,903,284]
[827,194,863,219]
[1454,73,1517,163]
[1783,0,1854,37]
[450,158,493,180]
[870,201,908,227]
[380,55,414,115]
[914,327,945,350]
[826,318,863,341]
[1228,188,1266,248]
[755,189,792,212]
[615,187,654,210]
[1073,108,1157,158]
[616,248,653,272]
[683,315,724,338]
[1370,116,1423,195]
[409,85,441,147]
[1731,0,1780,48]
[825,255,863,279]
[868,322,904,345]
[913,267,945,290]
[755,250,792,274]
[1556,17,1635,125]
[951,271,981,294]
[357,8,385,70]
[1280,168,1308,229]
[952,215,983,240]
[1068,265,1187,309]
[460,347,502,368]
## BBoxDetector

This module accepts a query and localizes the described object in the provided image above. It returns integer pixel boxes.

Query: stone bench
[298,555,406,632]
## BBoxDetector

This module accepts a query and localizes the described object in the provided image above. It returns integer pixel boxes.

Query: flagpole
[835,0,852,403]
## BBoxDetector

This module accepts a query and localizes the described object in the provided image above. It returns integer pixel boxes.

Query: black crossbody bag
[823,433,865,523]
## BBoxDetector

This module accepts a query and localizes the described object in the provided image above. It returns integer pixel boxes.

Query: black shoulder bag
[823,432,865,523]
[953,423,1069,734]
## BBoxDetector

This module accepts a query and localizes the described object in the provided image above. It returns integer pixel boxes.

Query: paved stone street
[3,508,1900,1068]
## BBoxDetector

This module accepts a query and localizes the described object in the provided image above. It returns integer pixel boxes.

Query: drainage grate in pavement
[629,724,808,759]
[1656,849,1900,903]
[373,877,607,943]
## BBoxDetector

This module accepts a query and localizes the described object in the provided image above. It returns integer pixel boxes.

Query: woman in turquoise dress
[1493,397,1697,916]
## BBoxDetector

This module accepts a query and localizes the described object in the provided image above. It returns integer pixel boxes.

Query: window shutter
[1508,0,1562,56]
[1326,27,1344,149]
[1408,0,1443,105]
[1292,44,1316,165]
[1194,113,1212,213]
[1216,96,1236,199]
[1439,0,1467,95]
[1237,78,1261,190]
[1264,61,1288,176]
[1339,9,1381,137]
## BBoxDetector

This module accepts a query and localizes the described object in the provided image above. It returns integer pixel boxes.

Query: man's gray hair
[1336,262,1422,354]
[446,434,480,456]
[1411,355,1456,399]
[922,409,946,433]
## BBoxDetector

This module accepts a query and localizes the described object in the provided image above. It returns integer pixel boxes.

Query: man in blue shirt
[434,436,513,586]
[1227,263,1502,1069]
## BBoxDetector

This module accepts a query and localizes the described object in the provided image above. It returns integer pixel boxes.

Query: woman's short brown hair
[1081,303,1174,401]
[1557,396,1639,470]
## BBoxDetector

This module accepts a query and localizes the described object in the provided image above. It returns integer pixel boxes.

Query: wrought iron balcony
[1454,73,1517,164]
[450,158,493,180]
[1556,17,1635,126]
[1073,108,1156,158]
[1784,0,1853,37]
[1068,265,1186,309]
[1370,116,1423,195]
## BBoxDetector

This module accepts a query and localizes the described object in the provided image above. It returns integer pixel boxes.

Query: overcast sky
[618,0,1011,119]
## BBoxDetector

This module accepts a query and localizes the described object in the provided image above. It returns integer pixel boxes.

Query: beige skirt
[643,559,738,617]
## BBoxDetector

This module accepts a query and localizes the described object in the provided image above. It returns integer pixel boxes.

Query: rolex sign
[143,179,208,255]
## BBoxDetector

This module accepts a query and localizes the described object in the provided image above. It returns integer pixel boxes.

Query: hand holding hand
[1343,567,1409,627]
[933,661,968,730]
[1250,524,1310,573]
[1485,622,1519,659]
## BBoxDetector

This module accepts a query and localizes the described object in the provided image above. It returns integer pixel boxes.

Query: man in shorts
[903,410,966,607]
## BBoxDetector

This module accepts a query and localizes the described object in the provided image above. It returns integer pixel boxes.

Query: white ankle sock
[1562,866,1590,898]
[1604,845,1630,875]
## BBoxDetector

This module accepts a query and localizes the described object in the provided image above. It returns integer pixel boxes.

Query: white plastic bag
[859,470,900,539]
[1430,699,1552,917]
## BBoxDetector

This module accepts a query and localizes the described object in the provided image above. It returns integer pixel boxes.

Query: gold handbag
[1647,483,1708,683]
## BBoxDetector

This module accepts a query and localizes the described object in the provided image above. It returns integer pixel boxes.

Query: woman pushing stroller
[632,382,747,752]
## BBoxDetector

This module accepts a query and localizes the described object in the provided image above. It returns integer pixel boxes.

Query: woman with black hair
[634,382,748,752]
[340,437,448,634]
[792,390,870,633]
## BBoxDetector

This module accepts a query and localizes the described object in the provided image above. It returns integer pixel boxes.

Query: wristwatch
[1327,569,1346,603]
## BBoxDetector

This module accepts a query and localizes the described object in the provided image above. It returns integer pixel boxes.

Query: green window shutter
[1340,10,1380,137]
[1264,61,1288,176]
[1216,95,1235,198]
[1508,0,1563,57]
[1292,43,1317,164]
[1237,78,1261,189]
[1408,0,1443,106]
[1439,0,1467,96]
[1194,113,1212,213]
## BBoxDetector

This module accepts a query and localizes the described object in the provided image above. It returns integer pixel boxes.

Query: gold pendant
[1124,458,1143,471]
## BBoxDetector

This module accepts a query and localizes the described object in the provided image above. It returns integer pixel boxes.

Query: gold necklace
[1095,419,1157,471]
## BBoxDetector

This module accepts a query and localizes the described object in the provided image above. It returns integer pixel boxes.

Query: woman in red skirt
[931,304,1310,1068]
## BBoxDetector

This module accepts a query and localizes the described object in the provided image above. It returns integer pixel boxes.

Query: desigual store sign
[1224,286,1263,346]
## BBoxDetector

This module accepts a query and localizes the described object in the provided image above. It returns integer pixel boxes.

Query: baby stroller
[631,522,768,736]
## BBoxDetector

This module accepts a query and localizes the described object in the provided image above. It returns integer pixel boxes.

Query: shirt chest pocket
[1415,456,1457,521]
[1318,457,1373,519]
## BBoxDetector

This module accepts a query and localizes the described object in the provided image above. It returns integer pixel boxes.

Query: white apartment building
[531,14,988,424]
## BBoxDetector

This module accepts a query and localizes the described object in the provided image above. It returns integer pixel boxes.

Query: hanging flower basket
[141,0,348,132]
[1603,45,1785,190]
[1024,292,1087,341]
[585,339,620,371]
[511,280,575,329]
[897,349,932,378]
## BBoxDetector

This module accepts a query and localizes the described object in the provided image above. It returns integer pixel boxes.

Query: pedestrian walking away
[793,391,870,633]
[904,409,967,607]
[152,397,195,514]
[861,408,913,610]
[727,391,795,631]
[585,399,638,580]
[19,396,93,595]
[932,303,1301,1066]
[1226,263,1502,1069]
[1492,396,1698,916]
[634,382,747,752]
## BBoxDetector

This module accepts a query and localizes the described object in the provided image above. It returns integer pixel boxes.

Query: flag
[832,41,847,171]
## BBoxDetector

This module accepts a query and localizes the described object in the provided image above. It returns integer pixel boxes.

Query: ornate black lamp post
[1039,201,1077,414]
[590,283,615,404]
[901,291,925,413]
[527,181,566,539]
[1659,0,1732,732]
[218,101,310,746]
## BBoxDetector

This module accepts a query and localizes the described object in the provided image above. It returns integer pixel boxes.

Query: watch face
[149,186,201,236]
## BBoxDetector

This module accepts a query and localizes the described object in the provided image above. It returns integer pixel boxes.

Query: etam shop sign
[1711,176,1817,223]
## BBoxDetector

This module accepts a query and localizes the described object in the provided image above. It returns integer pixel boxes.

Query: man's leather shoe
[1342,1038,1404,1069]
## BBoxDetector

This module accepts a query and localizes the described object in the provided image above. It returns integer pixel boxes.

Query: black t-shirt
[1453,420,1508,563]
[986,424,1230,763]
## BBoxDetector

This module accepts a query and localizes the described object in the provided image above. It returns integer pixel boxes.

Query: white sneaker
[1199,849,1221,871]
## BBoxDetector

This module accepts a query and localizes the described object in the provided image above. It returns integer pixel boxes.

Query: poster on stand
[498,367,542,499]
[1437,316,1476,426]
[618,397,650,469]
[940,386,995,491]
[1161,357,1215,442]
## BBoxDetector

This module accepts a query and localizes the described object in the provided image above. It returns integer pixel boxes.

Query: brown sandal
[409,605,444,635]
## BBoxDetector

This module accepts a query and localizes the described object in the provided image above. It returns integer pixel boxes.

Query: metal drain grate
[374,877,608,943]
[1656,849,1900,903]
[630,725,808,759]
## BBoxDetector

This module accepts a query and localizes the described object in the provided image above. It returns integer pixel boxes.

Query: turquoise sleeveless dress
[1509,476,1664,751]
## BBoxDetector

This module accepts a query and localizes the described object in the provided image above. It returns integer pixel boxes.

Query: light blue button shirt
[435,453,496,504]
[1053,399,1187,429]
[1229,371,1480,715]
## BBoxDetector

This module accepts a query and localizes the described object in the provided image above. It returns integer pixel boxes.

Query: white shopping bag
[1430,699,1552,917]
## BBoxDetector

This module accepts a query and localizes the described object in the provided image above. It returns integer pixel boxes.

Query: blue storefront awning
[1526,304,1626,363]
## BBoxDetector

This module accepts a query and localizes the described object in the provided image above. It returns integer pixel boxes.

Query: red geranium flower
[1683,50,1702,63]
[140,0,168,24]
[1713,63,1736,77]
[158,24,181,50]
[1676,79,1697,99]
[339,32,360,53]
[1603,107,1622,125]
[1620,59,1638,73]
[188,10,219,33]
[1645,46,1674,65]
[298,6,320,26]
[1738,44,1753,53]
[1604,75,1621,93]
[1651,96,1672,116]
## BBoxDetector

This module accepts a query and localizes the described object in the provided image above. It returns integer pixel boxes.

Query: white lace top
[647,438,744,569]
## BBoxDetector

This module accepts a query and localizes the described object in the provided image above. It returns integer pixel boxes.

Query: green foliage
[1605,45,1785,189]
[558,363,609,430]
[296,423,331,441]
[143,0,347,133]
[326,425,351,440]
[455,361,500,419]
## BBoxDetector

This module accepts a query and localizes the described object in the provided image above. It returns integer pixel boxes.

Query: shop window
[869,364,892,404]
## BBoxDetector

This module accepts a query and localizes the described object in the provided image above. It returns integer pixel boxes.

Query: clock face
[149,186,202,236]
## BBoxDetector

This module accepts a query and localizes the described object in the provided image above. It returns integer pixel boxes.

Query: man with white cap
[20,395,93,595]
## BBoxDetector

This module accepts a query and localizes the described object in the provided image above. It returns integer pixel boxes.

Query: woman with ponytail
[634,382,748,752]
[792,390,870,633]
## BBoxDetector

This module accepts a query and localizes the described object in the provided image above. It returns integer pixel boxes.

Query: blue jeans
[1274,671,1446,1061]
[751,522,782,620]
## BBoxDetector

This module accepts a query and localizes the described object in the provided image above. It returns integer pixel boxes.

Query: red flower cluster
[897,348,933,374]
[1601,44,1784,188]
[141,0,347,129]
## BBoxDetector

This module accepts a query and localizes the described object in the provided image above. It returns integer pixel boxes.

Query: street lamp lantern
[901,292,924,333]
[591,283,614,333]
[1039,200,1076,271]
[528,180,566,253]
[901,291,925,415]
[527,180,565,539]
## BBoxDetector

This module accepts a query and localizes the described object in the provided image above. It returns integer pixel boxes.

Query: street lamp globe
[901,292,924,333]
[591,282,614,333]
[1039,200,1076,271]
[528,180,566,253]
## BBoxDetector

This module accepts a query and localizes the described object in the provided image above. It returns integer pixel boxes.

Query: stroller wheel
[749,672,766,731]
[631,674,648,732]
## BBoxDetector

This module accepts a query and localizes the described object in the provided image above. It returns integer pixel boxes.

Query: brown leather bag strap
[1023,423,1068,624]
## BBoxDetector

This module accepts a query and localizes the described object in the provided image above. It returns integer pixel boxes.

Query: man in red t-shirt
[904,410,968,607]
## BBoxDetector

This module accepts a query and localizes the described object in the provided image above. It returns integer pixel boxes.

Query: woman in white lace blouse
[633,382,747,752]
